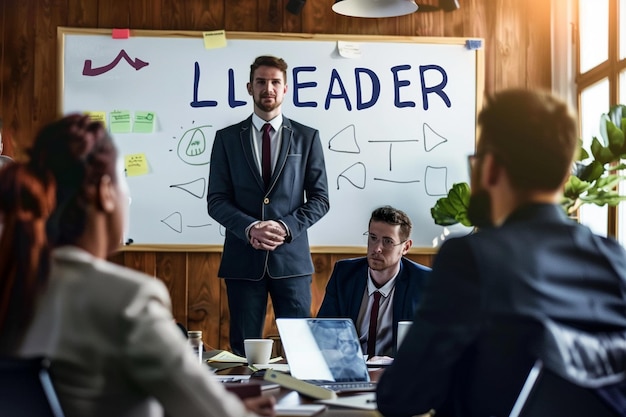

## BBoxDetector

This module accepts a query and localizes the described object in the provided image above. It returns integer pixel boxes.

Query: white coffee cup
[397,321,413,351]
[244,339,274,365]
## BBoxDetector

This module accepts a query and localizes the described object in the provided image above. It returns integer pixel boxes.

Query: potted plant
[431,104,626,227]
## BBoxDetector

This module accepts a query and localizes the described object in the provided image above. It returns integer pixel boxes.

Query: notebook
[275,318,376,393]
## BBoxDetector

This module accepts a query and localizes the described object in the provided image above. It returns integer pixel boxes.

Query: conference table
[211,361,384,417]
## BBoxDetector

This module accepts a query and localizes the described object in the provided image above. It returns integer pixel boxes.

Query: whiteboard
[59,29,483,250]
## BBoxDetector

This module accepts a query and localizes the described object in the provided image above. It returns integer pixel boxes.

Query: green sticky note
[133,111,155,133]
[110,110,132,133]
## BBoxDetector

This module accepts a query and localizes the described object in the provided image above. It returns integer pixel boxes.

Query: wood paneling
[0,0,553,350]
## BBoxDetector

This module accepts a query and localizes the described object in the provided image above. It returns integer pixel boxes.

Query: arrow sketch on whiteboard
[424,166,449,196]
[337,162,366,190]
[328,125,360,154]
[161,211,212,232]
[82,49,149,76]
[176,124,212,166]
[423,123,448,152]
[161,212,183,233]
[170,177,206,199]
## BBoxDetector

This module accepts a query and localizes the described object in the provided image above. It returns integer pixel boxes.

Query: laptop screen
[276,318,370,383]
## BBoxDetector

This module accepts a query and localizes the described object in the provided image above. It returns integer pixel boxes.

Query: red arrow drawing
[82,49,149,76]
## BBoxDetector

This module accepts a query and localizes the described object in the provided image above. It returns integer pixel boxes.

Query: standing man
[317,206,430,358]
[376,89,626,417]
[207,55,329,356]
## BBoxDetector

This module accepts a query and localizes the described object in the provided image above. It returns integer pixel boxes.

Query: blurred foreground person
[377,89,626,417]
[0,114,274,417]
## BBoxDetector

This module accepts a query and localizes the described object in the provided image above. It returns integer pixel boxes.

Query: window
[575,0,626,240]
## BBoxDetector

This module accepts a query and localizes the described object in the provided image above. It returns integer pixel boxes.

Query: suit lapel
[349,263,369,321]
[391,261,407,332]
[239,116,265,190]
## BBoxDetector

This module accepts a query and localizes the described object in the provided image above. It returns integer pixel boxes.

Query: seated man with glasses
[317,206,431,359]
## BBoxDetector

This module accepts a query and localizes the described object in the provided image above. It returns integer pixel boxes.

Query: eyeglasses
[363,232,406,250]
[467,153,482,176]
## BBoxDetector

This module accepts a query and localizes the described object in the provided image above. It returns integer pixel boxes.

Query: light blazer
[19,246,257,417]
[317,257,431,353]
[207,115,329,280]
[376,204,626,417]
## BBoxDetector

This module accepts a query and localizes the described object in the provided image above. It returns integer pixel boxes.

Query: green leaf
[590,136,616,164]
[605,117,625,155]
[608,104,626,129]
[430,182,471,227]
[579,160,605,182]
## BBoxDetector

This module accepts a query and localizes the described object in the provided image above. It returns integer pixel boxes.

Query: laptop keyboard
[316,381,377,393]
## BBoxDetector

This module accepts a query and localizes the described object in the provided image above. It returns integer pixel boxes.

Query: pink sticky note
[112,28,130,39]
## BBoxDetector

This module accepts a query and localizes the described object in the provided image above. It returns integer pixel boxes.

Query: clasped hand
[249,220,286,251]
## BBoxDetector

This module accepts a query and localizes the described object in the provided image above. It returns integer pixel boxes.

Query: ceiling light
[332,0,419,18]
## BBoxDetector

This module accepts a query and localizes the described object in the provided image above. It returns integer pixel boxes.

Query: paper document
[207,350,283,363]
[275,404,327,416]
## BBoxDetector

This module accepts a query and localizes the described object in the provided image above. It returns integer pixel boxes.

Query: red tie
[262,123,272,188]
[367,291,381,359]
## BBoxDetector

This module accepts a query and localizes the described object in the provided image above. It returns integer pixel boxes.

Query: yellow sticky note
[203,30,227,49]
[86,111,107,128]
[110,110,132,133]
[125,153,149,177]
[132,111,155,133]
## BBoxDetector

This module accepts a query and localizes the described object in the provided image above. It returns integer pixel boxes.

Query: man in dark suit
[207,55,329,356]
[317,206,431,358]
[376,89,626,417]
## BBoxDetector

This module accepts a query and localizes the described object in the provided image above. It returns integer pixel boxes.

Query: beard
[254,95,282,113]
[467,189,493,229]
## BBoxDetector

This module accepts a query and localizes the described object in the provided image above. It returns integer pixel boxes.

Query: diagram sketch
[161,212,183,233]
[423,123,448,152]
[176,124,212,165]
[328,125,360,154]
[170,177,206,199]
[337,162,366,190]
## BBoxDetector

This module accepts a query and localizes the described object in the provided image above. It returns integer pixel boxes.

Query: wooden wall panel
[225,0,258,32]
[282,0,302,33]
[525,0,552,89]
[156,252,188,325]
[187,253,223,348]
[128,0,164,29]
[97,0,130,28]
[0,0,553,350]
[258,0,282,33]
[67,0,98,27]
[2,1,36,160]
[34,0,65,129]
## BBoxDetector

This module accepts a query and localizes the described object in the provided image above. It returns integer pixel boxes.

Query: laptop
[275,318,376,393]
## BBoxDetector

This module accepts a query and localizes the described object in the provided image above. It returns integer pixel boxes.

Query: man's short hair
[369,206,412,241]
[477,89,578,191]
[249,55,288,84]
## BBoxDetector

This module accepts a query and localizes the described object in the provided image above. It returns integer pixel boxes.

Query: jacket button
[264,198,270,204]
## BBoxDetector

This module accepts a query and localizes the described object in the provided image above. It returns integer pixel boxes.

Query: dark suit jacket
[207,115,329,280]
[317,257,431,354]
[376,204,626,417]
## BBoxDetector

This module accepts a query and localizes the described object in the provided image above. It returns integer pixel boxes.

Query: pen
[366,399,376,403]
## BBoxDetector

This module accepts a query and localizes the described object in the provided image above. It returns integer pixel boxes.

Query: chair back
[509,319,626,417]
[508,359,622,417]
[0,356,65,417]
